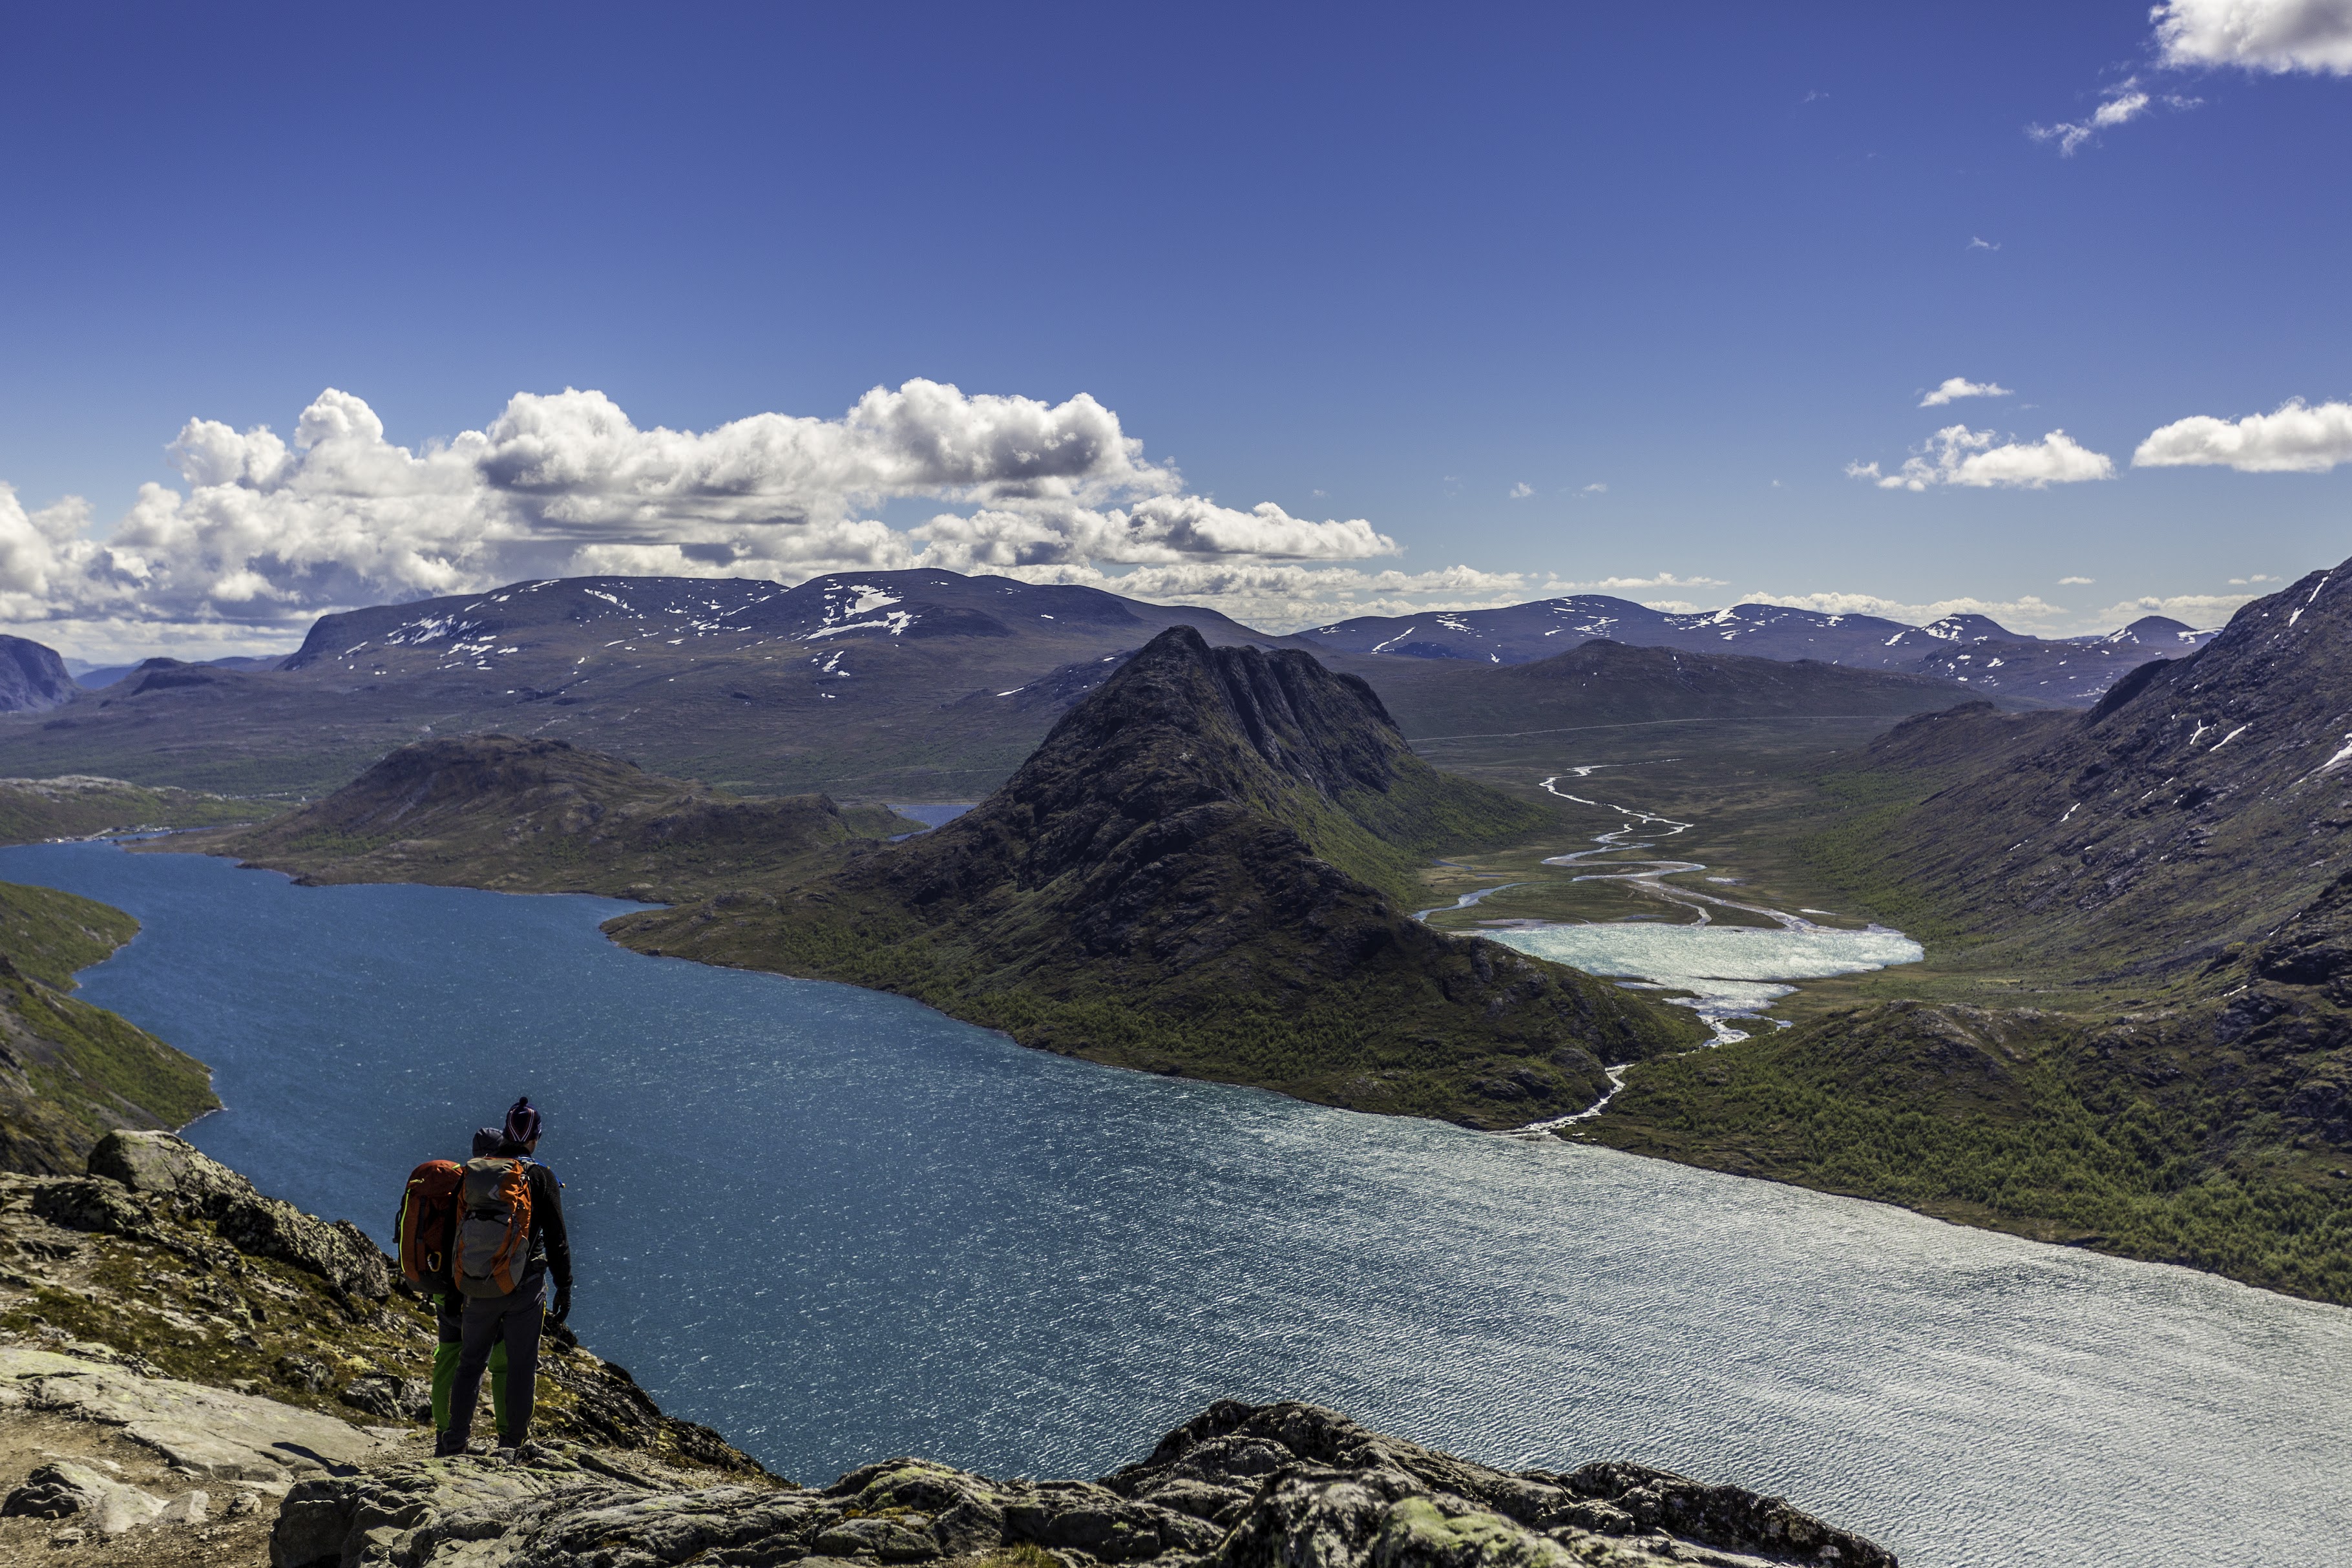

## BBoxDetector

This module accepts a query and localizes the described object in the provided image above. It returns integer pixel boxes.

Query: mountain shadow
[610,627,1706,1127]
[203,735,914,900]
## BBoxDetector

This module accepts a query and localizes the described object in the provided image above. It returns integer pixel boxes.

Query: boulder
[0,1461,169,1535]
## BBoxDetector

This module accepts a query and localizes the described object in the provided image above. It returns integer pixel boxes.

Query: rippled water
[2,841,2344,1568]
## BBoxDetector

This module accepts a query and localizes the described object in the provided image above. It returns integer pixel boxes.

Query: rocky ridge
[270,1399,1892,1568]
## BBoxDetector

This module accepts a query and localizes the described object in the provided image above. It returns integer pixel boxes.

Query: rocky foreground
[273,1400,1891,1568]
[0,1133,1896,1567]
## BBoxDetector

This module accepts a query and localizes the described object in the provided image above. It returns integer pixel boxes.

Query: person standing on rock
[438,1096,573,1459]
[429,1128,510,1443]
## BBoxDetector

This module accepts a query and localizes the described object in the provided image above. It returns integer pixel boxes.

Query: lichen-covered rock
[2,1460,172,1534]
[269,1402,1895,1568]
[1,1344,390,1480]
[81,1129,393,1304]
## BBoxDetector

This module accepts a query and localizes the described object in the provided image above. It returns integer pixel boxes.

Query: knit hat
[503,1096,541,1145]
[470,1127,504,1157]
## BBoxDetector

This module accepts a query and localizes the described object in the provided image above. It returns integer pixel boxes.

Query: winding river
[1,841,2344,1567]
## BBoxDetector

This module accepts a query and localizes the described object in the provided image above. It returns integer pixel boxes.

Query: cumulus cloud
[1541,571,1727,593]
[2059,575,2096,585]
[995,561,1541,632]
[2155,0,2352,74]
[1847,425,2116,490]
[1507,482,1534,499]
[2133,398,2352,472]
[2086,591,2254,628]
[1918,377,2013,408]
[0,382,1400,657]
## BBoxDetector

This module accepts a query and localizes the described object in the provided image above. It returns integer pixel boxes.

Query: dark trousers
[446,1282,543,1445]
[432,1293,507,1434]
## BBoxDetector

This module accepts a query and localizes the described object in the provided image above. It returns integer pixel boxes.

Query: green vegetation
[0,883,218,1174]
[192,735,921,902]
[0,774,279,846]
[1574,1001,2352,1304]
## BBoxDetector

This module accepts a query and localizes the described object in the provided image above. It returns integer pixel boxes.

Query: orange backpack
[454,1156,536,1298]
[394,1160,464,1286]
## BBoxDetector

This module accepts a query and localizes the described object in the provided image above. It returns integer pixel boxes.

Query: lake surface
[3,841,2346,1568]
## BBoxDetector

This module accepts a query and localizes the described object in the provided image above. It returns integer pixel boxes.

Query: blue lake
[1,839,2345,1568]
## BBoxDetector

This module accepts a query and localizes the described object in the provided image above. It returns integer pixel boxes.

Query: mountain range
[0,569,2177,799]
[1299,599,2213,704]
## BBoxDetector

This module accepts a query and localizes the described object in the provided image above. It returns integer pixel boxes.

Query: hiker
[437,1096,573,1458]
[428,1129,509,1443]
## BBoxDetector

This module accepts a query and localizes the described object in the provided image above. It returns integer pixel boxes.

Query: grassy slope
[1571,1000,2352,1303]
[184,735,918,903]
[0,883,218,1174]
[0,776,280,846]
[613,632,1705,1129]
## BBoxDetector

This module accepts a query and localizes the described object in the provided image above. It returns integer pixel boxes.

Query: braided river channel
[1,841,2344,1567]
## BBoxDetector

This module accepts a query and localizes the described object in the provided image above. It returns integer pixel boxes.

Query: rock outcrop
[271,1400,1893,1568]
[0,636,76,715]
[1,1344,392,1481]
[0,1134,762,1474]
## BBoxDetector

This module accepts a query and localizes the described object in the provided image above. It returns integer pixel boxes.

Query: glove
[549,1284,572,1324]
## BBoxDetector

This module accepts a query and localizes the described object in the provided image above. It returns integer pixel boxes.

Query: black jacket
[521,1158,573,1291]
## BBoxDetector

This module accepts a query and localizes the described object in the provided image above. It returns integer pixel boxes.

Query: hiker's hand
[549,1284,572,1324]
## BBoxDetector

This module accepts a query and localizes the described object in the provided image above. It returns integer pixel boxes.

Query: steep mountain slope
[203,735,911,899]
[1297,596,2212,704]
[0,636,75,714]
[0,884,218,1173]
[0,571,1306,799]
[611,627,1704,1125]
[1829,563,2352,977]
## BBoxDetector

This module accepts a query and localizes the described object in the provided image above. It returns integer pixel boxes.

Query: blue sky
[2,2,2348,658]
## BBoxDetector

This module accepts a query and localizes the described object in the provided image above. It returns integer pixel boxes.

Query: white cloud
[1002,561,1539,632]
[2085,591,2254,629]
[1579,482,1608,494]
[1541,571,1727,593]
[2059,575,2095,585]
[2133,398,2352,472]
[1507,482,1534,499]
[2155,0,2352,74]
[2229,573,2281,583]
[1968,236,2001,251]
[1849,425,2116,490]
[2029,83,2154,154]
[0,382,1400,657]
[2028,76,2199,154]
[1918,377,2014,408]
